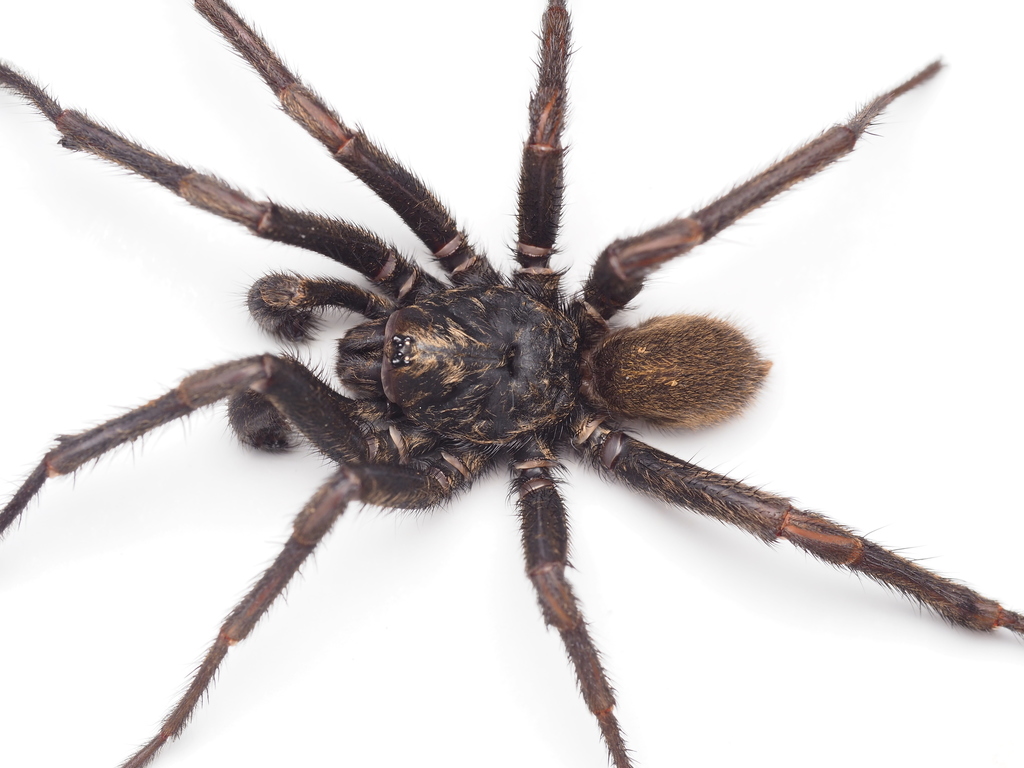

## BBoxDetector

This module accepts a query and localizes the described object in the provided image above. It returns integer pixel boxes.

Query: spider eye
[381,308,455,407]
[390,335,414,366]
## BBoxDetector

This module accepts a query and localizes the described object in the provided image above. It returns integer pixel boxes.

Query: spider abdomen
[585,314,770,429]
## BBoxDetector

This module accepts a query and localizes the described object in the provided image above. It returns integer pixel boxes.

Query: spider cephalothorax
[1,2,1021,768]
[345,285,581,445]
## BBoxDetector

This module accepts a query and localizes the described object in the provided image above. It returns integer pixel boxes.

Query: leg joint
[528,562,580,631]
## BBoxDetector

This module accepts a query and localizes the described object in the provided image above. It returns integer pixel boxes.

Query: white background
[1,1,1021,767]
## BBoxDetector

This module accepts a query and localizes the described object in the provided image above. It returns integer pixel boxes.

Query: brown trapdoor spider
[2,1,1024,768]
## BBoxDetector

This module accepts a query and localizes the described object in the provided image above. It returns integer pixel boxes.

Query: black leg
[228,389,297,452]
[576,61,942,337]
[0,62,441,303]
[512,0,570,304]
[513,439,631,768]
[117,456,470,768]
[575,424,1024,637]
[194,0,497,286]
[0,355,372,537]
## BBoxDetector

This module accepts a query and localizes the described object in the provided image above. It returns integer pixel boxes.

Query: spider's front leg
[0,356,368,536]
[0,62,444,311]
[0,354,490,768]
[194,0,496,285]
[576,427,1024,638]
[120,452,475,768]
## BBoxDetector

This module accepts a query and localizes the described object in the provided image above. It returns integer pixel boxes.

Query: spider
[2,1,1024,768]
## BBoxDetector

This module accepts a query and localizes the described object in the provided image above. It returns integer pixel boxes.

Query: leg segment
[228,390,296,453]
[118,457,461,768]
[250,357,371,464]
[0,356,370,538]
[578,61,942,329]
[576,425,1024,637]
[513,440,631,768]
[0,62,439,303]
[513,0,570,303]
[194,0,496,285]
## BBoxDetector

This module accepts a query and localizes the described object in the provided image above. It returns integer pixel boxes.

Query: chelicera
[1,2,1020,767]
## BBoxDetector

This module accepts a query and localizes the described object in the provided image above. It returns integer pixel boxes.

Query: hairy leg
[119,454,472,768]
[0,62,440,303]
[513,438,631,768]
[512,0,570,304]
[577,61,942,334]
[195,0,496,285]
[575,425,1024,637]
[0,356,370,537]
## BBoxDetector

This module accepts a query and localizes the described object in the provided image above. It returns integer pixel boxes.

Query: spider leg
[575,425,1024,637]
[514,440,631,768]
[513,0,570,304]
[577,61,942,329]
[228,389,298,453]
[0,63,440,304]
[0,347,490,767]
[119,454,470,768]
[229,355,381,462]
[0,356,372,537]
[194,0,497,286]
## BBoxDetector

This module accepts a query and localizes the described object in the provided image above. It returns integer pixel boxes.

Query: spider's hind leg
[578,427,1024,638]
[576,61,942,332]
